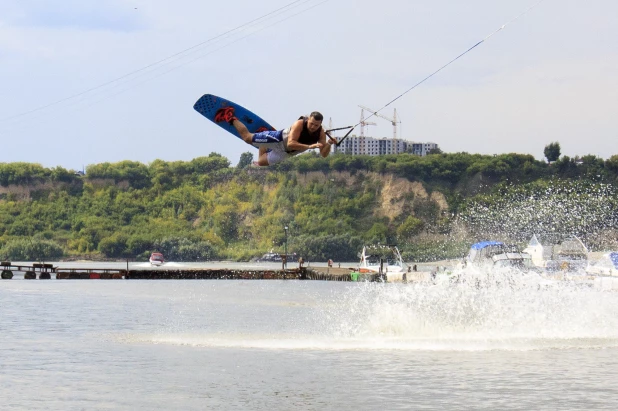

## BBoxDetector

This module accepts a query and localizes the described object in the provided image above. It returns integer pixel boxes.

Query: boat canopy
[610,252,618,269]
[467,241,504,263]
[470,241,504,250]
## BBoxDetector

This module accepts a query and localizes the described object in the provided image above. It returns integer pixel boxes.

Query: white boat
[256,251,282,263]
[586,252,618,276]
[588,252,618,290]
[523,235,588,271]
[149,252,165,266]
[464,241,534,270]
[255,251,298,263]
[358,245,407,282]
[452,241,555,288]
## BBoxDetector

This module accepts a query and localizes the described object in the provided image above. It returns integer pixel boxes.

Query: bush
[98,234,128,257]
[152,237,218,261]
[293,234,364,261]
[0,238,64,261]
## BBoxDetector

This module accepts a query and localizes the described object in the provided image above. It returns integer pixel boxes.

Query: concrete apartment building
[333,136,439,156]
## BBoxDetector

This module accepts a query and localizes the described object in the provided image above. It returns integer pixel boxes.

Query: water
[2,275,618,410]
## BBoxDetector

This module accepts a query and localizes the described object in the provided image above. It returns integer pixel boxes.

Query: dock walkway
[1,262,357,281]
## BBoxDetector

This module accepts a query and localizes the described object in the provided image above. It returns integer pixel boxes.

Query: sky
[0,0,616,170]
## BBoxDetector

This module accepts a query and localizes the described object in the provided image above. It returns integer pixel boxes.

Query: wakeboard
[193,94,276,140]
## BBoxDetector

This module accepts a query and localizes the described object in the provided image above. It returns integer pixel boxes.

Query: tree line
[1,147,617,262]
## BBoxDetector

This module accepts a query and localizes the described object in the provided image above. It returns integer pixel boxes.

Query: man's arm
[318,129,336,158]
[286,120,323,152]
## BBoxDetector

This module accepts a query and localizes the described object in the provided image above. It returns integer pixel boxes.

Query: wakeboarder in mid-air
[214,106,336,166]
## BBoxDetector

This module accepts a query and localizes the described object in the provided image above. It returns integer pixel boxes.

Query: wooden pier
[1,261,56,280]
[1,261,358,281]
[118,267,355,280]
[55,268,126,280]
[126,268,304,280]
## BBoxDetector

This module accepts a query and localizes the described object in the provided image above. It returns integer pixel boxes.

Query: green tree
[0,238,64,260]
[191,154,231,174]
[544,142,561,163]
[153,237,217,261]
[237,152,254,169]
[365,222,388,244]
[397,216,424,240]
[605,155,618,175]
[293,234,363,261]
[98,234,128,257]
[212,204,240,243]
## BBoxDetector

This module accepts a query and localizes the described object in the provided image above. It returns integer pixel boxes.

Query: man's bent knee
[240,133,254,144]
[257,153,269,166]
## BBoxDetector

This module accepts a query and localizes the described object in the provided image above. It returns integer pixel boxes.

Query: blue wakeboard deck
[193,94,276,140]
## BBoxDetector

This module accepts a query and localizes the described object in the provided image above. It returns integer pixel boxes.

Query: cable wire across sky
[355,0,546,129]
[0,0,331,131]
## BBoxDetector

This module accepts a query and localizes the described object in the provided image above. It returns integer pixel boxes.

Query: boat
[450,241,556,288]
[523,235,588,271]
[149,252,165,266]
[358,245,407,282]
[589,253,618,290]
[256,251,298,263]
[256,251,282,262]
[586,252,618,276]
[463,241,534,270]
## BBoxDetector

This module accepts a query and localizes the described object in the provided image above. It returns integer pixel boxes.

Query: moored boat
[463,241,534,270]
[586,252,618,276]
[358,245,407,282]
[149,252,165,266]
[523,235,588,271]
[256,251,298,263]
[256,251,282,263]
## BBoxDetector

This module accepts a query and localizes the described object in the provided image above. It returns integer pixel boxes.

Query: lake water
[2,273,618,410]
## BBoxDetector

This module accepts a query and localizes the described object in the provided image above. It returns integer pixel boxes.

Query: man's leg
[214,107,254,146]
[256,149,270,166]
[230,119,255,145]
[257,147,269,165]
[258,145,291,167]
[230,120,282,147]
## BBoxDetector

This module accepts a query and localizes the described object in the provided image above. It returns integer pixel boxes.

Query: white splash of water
[318,270,618,350]
[459,181,618,248]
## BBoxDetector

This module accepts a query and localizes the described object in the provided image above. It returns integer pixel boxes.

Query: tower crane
[359,108,377,138]
[328,117,336,153]
[358,105,401,153]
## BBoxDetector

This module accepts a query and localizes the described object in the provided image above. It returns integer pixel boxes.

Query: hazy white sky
[1,0,616,169]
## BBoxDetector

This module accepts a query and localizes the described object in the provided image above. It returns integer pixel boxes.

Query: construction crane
[359,108,377,138]
[328,117,336,153]
[358,105,401,153]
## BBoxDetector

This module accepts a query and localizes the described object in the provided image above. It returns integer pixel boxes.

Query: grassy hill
[1,152,617,262]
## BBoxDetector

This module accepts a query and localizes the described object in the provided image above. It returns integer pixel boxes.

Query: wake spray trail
[115,275,618,352]
[319,270,618,351]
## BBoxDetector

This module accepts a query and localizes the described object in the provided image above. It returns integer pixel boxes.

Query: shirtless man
[214,107,336,166]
